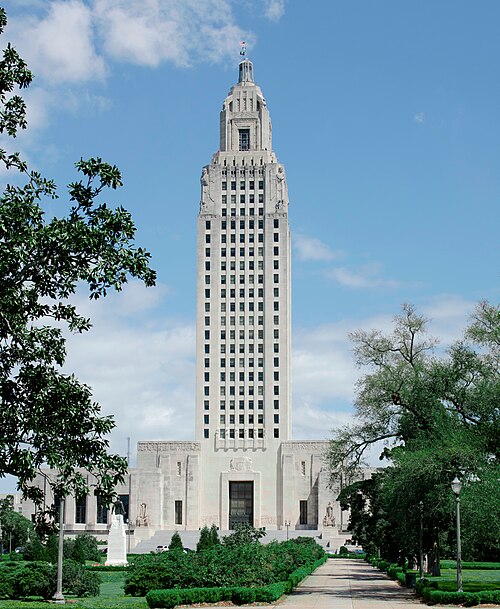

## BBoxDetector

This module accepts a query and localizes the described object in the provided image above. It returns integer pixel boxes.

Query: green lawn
[440,560,500,570]
[426,568,500,592]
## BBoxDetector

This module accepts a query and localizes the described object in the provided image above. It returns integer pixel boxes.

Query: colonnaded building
[22,58,373,550]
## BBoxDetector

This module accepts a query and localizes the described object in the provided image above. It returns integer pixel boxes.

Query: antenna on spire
[238,41,254,83]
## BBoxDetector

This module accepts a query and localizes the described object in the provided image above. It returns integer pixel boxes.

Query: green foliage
[209,524,220,546]
[24,533,58,563]
[168,532,183,552]
[126,537,325,596]
[329,302,500,564]
[0,559,99,599]
[221,523,266,547]
[0,496,33,551]
[0,6,156,527]
[63,559,100,597]
[145,560,328,609]
[195,524,219,552]
[64,535,100,564]
[441,560,500,570]
[6,561,56,600]
[196,525,211,553]
[418,587,500,606]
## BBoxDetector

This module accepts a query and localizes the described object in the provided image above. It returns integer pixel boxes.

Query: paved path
[272,558,424,609]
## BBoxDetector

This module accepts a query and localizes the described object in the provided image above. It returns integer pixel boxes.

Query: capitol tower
[23,57,369,545]
[195,56,292,528]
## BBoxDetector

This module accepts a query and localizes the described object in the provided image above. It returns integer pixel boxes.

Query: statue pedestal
[321,525,347,552]
[105,515,128,566]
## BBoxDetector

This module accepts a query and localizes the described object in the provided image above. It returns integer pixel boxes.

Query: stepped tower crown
[219,59,272,154]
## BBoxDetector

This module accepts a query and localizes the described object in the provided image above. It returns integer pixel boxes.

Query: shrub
[73,534,101,563]
[11,561,57,599]
[209,524,220,546]
[416,584,500,606]
[145,557,327,608]
[196,526,212,553]
[63,559,100,597]
[257,581,287,602]
[222,523,266,547]
[168,531,184,552]
[0,567,15,598]
[232,586,257,604]
[130,536,326,595]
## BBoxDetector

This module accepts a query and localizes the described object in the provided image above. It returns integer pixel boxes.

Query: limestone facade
[21,59,375,546]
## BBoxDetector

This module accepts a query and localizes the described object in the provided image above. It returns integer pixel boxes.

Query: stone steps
[133,528,349,553]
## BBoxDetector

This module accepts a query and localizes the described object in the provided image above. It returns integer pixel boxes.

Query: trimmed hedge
[370,558,500,605]
[419,588,500,606]
[146,584,285,608]
[128,537,325,595]
[146,555,327,608]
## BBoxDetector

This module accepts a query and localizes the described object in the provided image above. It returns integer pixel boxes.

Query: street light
[284,520,291,541]
[52,497,65,603]
[419,501,424,580]
[451,477,463,592]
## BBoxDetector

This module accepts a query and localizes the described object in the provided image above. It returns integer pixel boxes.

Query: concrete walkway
[209,557,469,609]
[272,558,423,609]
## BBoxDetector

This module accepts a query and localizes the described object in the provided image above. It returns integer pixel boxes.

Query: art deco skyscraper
[196,57,291,457]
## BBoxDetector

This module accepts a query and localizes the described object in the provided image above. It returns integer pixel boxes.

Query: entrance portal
[229,481,254,529]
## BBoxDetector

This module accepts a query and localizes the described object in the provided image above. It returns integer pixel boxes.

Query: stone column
[186,454,200,529]
[281,453,295,528]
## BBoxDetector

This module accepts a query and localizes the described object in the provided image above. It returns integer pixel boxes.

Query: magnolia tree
[0,7,156,531]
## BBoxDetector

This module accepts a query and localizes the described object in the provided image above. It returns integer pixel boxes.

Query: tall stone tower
[22,58,369,542]
[195,57,291,528]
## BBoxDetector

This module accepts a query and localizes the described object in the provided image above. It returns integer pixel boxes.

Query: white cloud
[264,0,285,22]
[0,280,475,490]
[93,0,252,68]
[6,1,106,84]
[294,233,342,262]
[292,401,353,440]
[422,294,475,346]
[62,282,195,465]
[326,262,401,288]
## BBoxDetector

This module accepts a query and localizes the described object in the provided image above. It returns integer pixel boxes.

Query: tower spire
[238,41,254,83]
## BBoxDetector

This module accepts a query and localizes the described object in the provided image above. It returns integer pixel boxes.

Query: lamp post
[419,501,424,580]
[284,520,291,541]
[52,497,65,603]
[451,477,463,592]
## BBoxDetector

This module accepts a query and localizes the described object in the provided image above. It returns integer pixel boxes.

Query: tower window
[239,129,250,151]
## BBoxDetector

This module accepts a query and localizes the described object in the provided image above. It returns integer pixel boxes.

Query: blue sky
[1,1,499,492]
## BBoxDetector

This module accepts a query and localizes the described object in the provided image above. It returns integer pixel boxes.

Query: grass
[427,568,500,592]
[440,559,500,570]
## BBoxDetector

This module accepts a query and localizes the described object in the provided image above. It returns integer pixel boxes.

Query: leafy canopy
[0,7,156,528]
[329,301,499,562]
